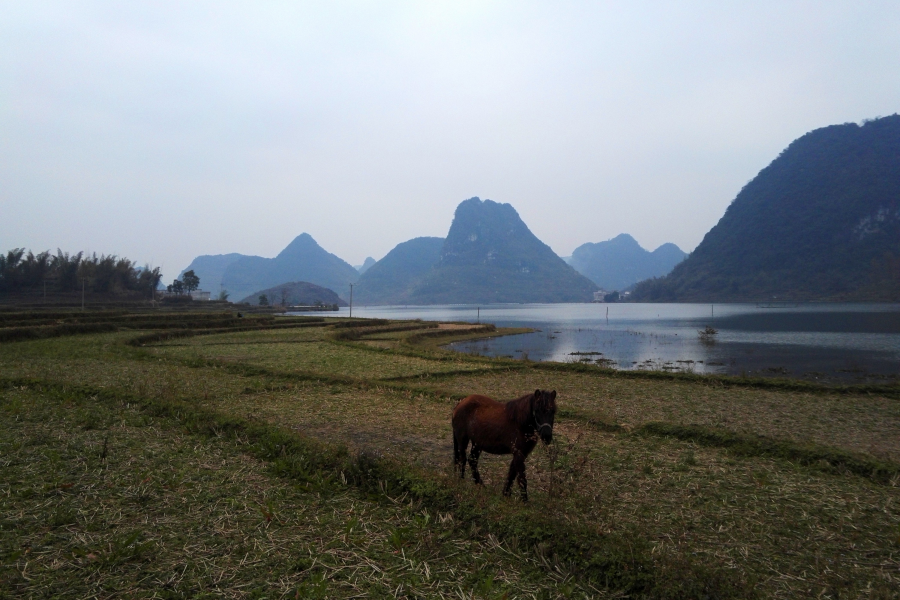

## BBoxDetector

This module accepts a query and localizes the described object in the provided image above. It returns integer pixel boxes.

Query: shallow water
[289,303,900,383]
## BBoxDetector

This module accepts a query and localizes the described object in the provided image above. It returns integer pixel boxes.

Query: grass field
[1,312,899,598]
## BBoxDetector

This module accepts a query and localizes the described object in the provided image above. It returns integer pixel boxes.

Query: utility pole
[349,283,354,318]
[81,278,85,311]
[477,307,480,323]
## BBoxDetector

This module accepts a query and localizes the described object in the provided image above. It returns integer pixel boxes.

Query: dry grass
[417,370,900,463]
[148,337,490,380]
[0,386,605,599]
[521,424,900,598]
[219,383,455,469]
[2,318,900,598]
[152,325,329,346]
[187,381,900,598]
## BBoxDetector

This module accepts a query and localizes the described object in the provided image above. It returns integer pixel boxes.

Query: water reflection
[288,303,900,383]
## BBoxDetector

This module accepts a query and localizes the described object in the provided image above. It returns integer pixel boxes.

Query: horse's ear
[550,390,557,401]
[534,389,541,398]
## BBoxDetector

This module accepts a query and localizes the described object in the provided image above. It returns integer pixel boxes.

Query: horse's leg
[503,453,524,497]
[468,445,483,485]
[516,461,528,502]
[454,433,467,479]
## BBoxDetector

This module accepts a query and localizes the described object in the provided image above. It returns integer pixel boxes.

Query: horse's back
[453,394,503,425]
[453,394,514,454]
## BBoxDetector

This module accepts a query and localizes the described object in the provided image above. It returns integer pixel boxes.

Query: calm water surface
[289,303,900,383]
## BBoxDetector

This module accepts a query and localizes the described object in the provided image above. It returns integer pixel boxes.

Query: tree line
[0,248,162,296]
[166,270,200,296]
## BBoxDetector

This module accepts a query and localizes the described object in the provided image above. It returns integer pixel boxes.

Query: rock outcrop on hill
[632,115,900,301]
[567,234,685,291]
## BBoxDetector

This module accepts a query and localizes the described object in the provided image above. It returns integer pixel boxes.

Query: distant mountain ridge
[220,234,358,302]
[181,201,712,305]
[632,115,900,301]
[179,253,253,295]
[567,234,686,290]
[355,237,444,305]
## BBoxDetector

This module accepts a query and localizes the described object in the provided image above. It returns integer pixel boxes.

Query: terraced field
[1,311,899,598]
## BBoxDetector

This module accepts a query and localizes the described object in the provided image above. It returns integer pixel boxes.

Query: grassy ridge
[638,422,900,484]
[0,322,122,342]
[0,311,319,343]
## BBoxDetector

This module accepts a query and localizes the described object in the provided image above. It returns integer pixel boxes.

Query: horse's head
[532,389,557,443]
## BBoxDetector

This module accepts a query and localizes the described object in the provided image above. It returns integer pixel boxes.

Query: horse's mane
[504,390,557,427]
[504,392,534,426]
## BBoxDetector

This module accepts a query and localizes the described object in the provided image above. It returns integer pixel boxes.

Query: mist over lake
[290,303,900,383]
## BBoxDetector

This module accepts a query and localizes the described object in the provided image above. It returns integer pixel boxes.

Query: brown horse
[452,389,557,501]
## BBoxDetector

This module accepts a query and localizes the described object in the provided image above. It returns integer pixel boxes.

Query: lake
[288,303,900,383]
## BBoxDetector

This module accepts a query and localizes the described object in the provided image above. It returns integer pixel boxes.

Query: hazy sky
[3,2,899,282]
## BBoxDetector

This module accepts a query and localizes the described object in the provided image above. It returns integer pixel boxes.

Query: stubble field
[1,311,899,598]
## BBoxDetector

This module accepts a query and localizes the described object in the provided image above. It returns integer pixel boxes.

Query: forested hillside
[633,115,900,301]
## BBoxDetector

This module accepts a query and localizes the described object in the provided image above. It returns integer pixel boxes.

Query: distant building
[593,290,609,302]
[190,290,211,301]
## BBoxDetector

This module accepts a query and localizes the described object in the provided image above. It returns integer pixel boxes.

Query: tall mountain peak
[440,198,548,269]
[402,197,597,303]
[276,233,322,259]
